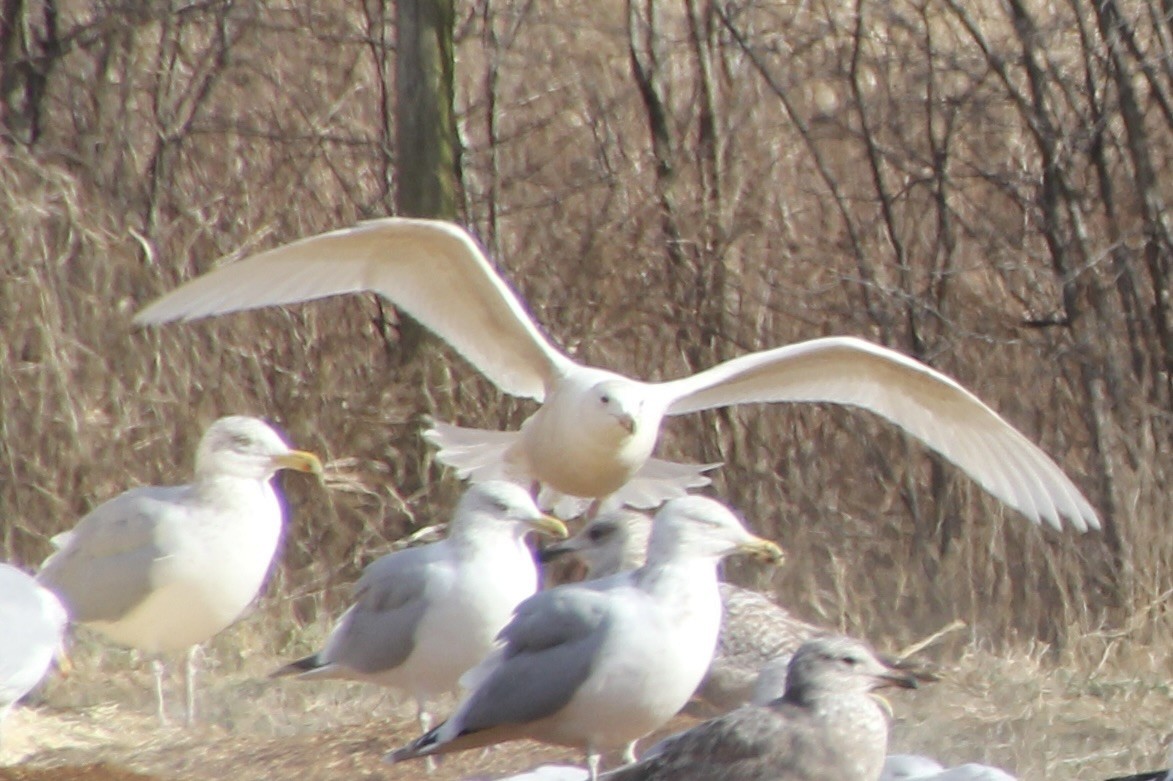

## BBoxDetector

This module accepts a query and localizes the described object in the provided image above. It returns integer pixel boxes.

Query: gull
[270,481,568,740]
[0,563,69,741]
[36,415,322,725]
[386,495,784,781]
[133,218,1100,530]
[602,635,918,781]
[540,510,824,715]
[881,754,1018,781]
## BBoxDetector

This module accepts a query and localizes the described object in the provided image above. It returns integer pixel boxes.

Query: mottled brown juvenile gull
[0,563,68,739]
[603,635,917,781]
[540,510,824,715]
[881,754,1018,781]
[36,416,322,725]
[387,496,784,781]
[271,481,567,738]
[135,218,1099,530]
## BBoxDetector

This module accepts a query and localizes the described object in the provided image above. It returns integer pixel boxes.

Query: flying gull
[133,218,1099,529]
[540,510,824,715]
[37,415,322,725]
[602,635,917,781]
[271,481,567,738]
[0,563,69,740]
[387,495,784,781]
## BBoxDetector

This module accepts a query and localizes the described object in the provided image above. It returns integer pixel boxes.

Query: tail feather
[612,458,722,509]
[424,421,528,484]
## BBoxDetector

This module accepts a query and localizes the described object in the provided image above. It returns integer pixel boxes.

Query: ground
[0,613,1169,781]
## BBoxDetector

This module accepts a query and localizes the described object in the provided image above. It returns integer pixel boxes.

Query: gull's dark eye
[600,394,611,405]
[587,522,614,542]
[842,655,860,667]
[231,434,254,449]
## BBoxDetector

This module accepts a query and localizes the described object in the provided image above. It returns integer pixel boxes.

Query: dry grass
[0,608,1169,780]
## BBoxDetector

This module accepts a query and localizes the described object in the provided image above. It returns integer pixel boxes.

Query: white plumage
[36,415,322,724]
[388,496,784,781]
[134,218,1099,529]
[271,482,567,736]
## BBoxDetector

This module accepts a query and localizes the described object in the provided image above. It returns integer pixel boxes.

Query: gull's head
[645,495,783,566]
[587,379,645,439]
[784,636,918,704]
[451,481,568,541]
[195,416,323,482]
[538,509,652,578]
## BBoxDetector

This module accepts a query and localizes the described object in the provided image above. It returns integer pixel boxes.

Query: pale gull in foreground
[134,218,1099,529]
[36,415,322,725]
[387,495,784,781]
[603,635,917,781]
[0,563,68,740]
[540,510,824,715]
[271,481,567,737]
[881,754,1018,781]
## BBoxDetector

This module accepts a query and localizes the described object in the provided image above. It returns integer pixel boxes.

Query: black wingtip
[383,728,442,765]
[268,653,324,679]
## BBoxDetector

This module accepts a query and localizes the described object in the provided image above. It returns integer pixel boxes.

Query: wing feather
[135,218,574,401]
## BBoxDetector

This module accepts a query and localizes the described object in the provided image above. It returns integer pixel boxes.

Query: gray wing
[605,705,822,781]
[36,486,193,623]
[318,545,437,674]
[454,587,613,735]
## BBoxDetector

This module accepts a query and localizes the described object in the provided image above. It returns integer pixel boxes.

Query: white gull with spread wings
[135,218,1099,530]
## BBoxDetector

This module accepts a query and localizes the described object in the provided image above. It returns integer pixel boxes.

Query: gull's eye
[600,394,611,405]
[841,655,860,667]
[587,523,613,542]
[231,434,254,450]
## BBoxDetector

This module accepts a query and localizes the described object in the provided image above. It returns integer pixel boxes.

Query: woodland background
[1,0,1170,667]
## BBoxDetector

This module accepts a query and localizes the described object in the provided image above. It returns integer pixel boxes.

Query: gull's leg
[586,749,601,781]
[622,739,639,764]
[151,658,168,726]
[184,646,199,726]
[416,702,436,773]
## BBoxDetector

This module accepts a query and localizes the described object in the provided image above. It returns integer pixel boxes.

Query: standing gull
[134,218,1099,529]
[387,495,784,781]
[0,563,68,740]
[36,415,322,725]
[603,635,918,781]
[540,510,824,714]
[271,481,567,739]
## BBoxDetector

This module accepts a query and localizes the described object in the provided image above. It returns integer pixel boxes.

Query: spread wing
[657,336,1099,531]
[135,218,576,401]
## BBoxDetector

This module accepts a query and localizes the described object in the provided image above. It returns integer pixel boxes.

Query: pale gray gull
[36,415,323,725]
[134,218,1099,529]
[602,635,917,781]
[271,481,567,737]
[881,754,1018,781]
[386,495,784,781]
[0,563,68,739]
[540,510,824,714]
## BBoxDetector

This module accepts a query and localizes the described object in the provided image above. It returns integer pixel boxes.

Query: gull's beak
[737,535,785,564]
[273,450,325,478]
[615,413,636,435]
[538,537,582,562]
[527,514,569,539]
[873,667,920,691]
